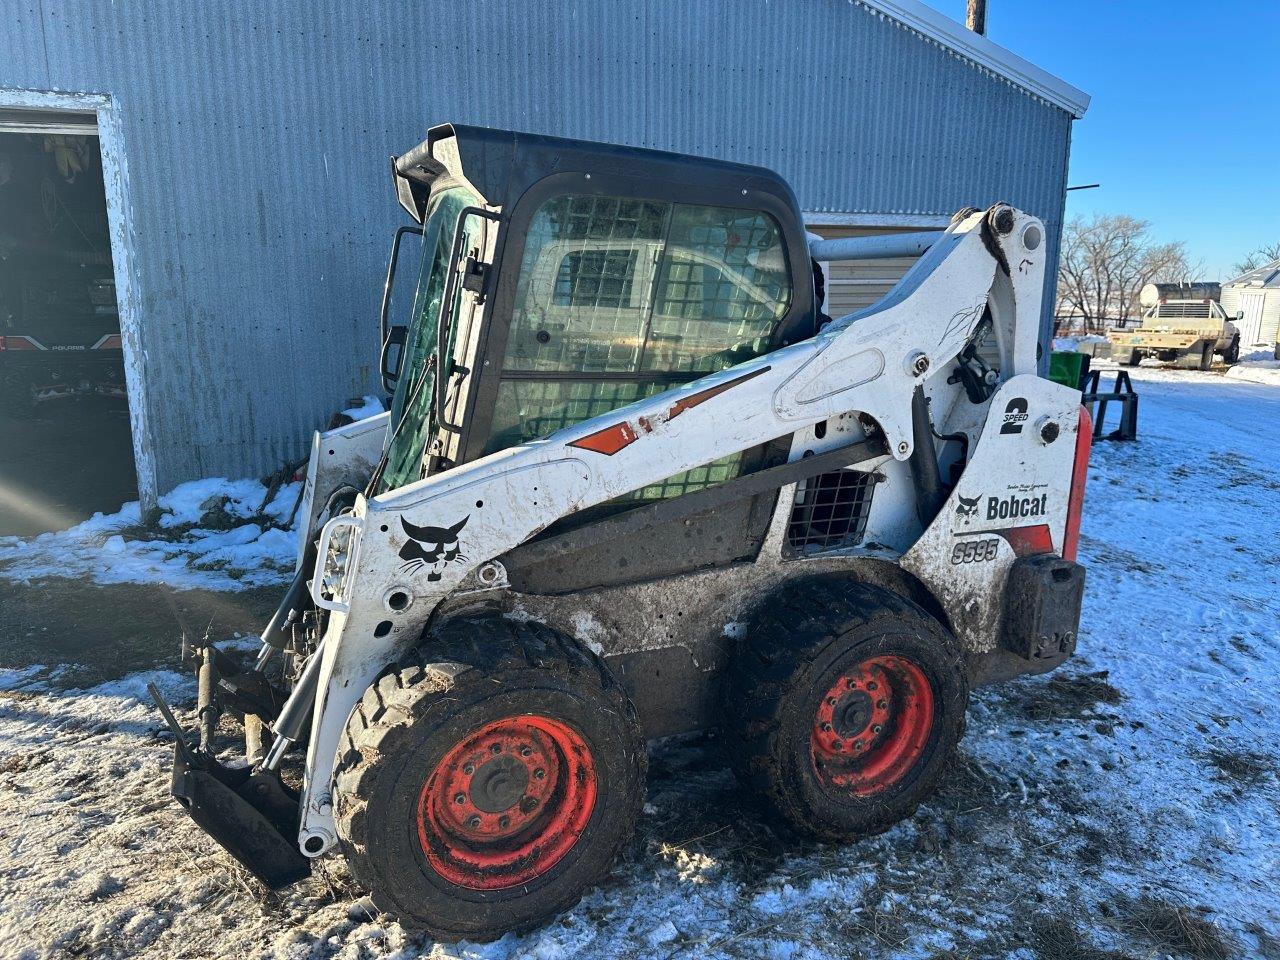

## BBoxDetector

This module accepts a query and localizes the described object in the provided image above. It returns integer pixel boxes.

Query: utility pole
[967,0,987,35]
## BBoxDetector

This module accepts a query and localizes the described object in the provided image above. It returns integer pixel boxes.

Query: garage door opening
[0,110,137,537]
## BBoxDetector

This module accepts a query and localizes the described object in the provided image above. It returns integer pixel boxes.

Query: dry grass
[1205,747,1272,787]
[1104,894,1239,960]
[1005,670,1125,723]
[1030,916,1132,960]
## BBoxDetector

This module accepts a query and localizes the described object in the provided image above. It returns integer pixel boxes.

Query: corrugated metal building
[1221,260,1280,350]
[0,0,1087,508]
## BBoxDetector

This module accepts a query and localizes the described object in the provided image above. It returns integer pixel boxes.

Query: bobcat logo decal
[398,515,469,581]
[955,494,981,523]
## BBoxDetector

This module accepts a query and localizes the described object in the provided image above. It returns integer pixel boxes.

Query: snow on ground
[1225,357,1280,387]
[0,478,300,593]
[2,374,1279,959]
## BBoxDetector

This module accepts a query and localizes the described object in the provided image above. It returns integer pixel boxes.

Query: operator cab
[377,124,818,506]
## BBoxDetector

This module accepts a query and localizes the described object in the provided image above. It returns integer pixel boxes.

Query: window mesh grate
[786,468,876,554]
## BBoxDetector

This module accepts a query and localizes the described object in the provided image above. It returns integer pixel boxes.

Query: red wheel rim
[810,654,935,796]
[416,715,597,890]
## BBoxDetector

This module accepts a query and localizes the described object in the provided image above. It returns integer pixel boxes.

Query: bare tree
[1232,241,1280,277]
[1055,215,1200,334]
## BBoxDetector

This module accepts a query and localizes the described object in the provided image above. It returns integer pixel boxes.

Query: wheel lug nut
[520,746,533,757]
[467,815,481,829]
[534,768,545,780]
[821,722,832,732]
[827,697,837,706]
[872,724,883,734]
[854,740,863,751]
[846,679,856,689]
[490,742,502,754]
[454,793,465,805]
[499,815,510,828]
[867,681,878,691]
[832,740,843,751]
[463,764,474,775]
[877,700,887,709]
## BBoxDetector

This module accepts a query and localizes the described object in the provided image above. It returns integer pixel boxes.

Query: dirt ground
[0,398,138,537]
[0,578,278,685]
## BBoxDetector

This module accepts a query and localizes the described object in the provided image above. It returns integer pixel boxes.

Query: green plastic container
[1049,350,1086,390]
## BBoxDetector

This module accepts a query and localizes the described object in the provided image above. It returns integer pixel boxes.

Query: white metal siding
[1223,285,1280,346]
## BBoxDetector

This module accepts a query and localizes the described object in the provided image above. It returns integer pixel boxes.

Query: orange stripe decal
[668,366,770,419]
[997,524,1054,557]
[568,421,640,456]
[567,366,770,456]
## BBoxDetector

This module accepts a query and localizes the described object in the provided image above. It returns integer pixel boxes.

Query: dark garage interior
[0,115,137,537]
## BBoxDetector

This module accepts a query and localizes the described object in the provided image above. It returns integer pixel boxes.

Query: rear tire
[1198,343,1213,371]
[334,618,645,941]
[721,580,967,841]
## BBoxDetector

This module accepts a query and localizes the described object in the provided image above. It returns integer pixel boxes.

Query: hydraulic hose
[909,386,947,528]
[257,536,318,657]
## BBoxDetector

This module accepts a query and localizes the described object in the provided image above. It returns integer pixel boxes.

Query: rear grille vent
[1156,303,1211,319]
[786,468,876,554]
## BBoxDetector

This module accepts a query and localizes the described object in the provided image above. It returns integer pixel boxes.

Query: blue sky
[932,0,1279,279]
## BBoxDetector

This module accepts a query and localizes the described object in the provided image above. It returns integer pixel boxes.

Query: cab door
[461,188,805,508]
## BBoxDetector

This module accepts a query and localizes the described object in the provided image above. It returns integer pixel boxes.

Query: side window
[553,249,639,309]
[644,204,790,372]
[504,195,667,374]
[485,192,793,505]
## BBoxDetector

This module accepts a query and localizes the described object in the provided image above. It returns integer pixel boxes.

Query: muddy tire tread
[722,578,967,841]
[333,617,643,940]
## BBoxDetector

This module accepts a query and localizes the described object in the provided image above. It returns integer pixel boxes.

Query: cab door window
[486,192,791,497]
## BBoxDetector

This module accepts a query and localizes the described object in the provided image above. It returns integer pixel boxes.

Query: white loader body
[291,206,1084,854]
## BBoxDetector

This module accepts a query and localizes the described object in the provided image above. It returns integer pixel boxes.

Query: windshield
[380,186,479,491]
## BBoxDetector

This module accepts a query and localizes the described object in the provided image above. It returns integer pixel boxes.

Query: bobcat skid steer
[151,124,1092,941]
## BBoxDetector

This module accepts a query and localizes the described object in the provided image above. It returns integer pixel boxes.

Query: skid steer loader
[151,124,1092,941]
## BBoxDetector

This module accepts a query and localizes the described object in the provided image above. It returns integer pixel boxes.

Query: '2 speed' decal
[1000,397,1029,434]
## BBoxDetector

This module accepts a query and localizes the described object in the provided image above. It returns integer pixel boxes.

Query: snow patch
[0,477,301,592]
[340,395,386,421]
[1225,357,1280,386]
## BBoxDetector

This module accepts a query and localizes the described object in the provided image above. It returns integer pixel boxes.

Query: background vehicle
[1108,297,1240,369]
[152,125,1091,941]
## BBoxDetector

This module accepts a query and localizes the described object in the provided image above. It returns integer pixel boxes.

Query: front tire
[334,618,645,941]
[722,580,967,840]
[1224,335,1240,365]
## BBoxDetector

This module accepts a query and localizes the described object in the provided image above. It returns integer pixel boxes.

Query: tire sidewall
[352,669,640,934]
[772,620,966,835]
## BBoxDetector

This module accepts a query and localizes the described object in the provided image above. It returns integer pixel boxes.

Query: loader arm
[291,203,1052,854]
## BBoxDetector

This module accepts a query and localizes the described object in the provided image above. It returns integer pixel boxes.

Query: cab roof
[391,123,804,225]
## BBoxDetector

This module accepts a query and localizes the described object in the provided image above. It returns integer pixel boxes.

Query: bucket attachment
[148,683,311,888]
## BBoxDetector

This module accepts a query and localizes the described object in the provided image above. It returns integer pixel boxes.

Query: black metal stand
[1081,368,1139,441]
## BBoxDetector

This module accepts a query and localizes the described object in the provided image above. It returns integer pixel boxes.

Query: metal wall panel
[1,0,1073,495]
